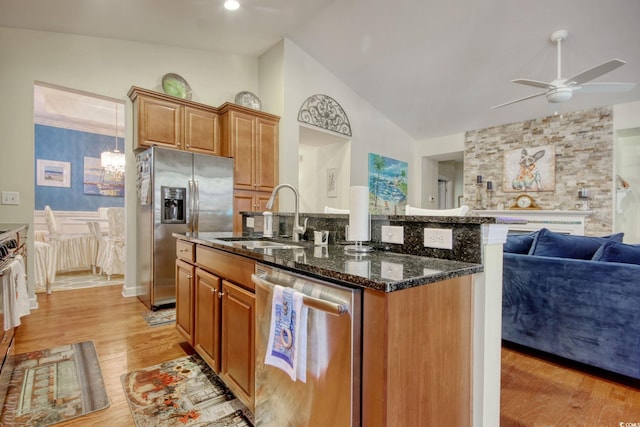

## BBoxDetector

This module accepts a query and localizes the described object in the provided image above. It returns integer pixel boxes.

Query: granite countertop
[174,231,483,292]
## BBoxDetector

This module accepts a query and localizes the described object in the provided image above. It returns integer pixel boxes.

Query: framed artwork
[327,168,337,198]
[503,145,556,192]
[368,153,408,214]
[36,159,71,188]
[83,156,124,197]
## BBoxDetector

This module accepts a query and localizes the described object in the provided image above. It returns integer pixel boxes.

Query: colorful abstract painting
[368,153,408,214]
[83,156,124,197]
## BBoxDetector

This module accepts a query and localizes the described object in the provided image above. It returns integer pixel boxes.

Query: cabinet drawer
[176,240,194,263]
[196,246,255,291]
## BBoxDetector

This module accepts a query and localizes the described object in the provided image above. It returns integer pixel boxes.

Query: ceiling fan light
[547,87,573,103]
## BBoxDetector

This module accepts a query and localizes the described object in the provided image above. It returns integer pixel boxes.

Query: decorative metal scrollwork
[297,94,352,137]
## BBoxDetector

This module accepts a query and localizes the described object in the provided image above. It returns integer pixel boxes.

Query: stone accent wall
[464,107,613,235]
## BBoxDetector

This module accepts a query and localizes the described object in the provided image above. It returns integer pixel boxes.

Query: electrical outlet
[246,217,255,228]
[381,225,404,244]
[423,228,453,249]
[1,191,19,205]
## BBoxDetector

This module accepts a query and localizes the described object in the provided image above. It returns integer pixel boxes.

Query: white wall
[275,39,416,211]
[0,26,258,302]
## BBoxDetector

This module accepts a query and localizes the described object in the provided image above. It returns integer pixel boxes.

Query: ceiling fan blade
[574,82,636,93]
[512,79,553,89]
[566,59,626,85]
[492,91,547,109]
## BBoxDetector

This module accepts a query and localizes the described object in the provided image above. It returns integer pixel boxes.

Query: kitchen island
[174,227,488,426]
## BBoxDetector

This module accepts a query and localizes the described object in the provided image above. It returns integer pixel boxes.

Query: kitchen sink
[223,239,304,250]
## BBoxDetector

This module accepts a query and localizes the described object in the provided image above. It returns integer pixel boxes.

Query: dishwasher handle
[251,274,349,316]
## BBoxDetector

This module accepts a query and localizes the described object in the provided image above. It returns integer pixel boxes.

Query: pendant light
[101,102,125,179]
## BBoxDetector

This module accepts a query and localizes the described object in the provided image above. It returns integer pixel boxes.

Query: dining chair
[101,207,125,280]
[43,205,95,279]
[87,221,107,276]
[404,204,469,216]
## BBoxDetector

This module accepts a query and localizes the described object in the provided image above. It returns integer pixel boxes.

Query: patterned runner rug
[143,308,176,327]
[0,341,109,427]
[121,354,253,426]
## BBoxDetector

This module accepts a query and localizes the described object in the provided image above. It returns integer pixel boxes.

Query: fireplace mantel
[472,210,592,235]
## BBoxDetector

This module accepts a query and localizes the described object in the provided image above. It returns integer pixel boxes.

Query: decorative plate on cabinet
[234,91,262,110]
[162,73,192,100]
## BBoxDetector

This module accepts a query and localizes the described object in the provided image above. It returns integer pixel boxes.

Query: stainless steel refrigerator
[136,146,233,310]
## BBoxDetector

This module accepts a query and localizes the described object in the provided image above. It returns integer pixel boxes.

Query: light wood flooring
[11,285,640,426]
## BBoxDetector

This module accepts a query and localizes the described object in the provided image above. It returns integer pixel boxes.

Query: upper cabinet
[219,103,280,193]
[128,87,221,155]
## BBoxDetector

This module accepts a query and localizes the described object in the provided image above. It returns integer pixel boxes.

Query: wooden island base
[362,275,473,426]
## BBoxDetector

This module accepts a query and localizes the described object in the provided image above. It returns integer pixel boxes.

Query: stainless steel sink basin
[225,240,304,250]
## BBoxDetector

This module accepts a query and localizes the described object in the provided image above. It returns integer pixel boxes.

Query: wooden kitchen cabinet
[233,190,272,232]
[128,86,221,155]
[220,104,279,192]
[175,258,195,345]
[194,268,222,372]
[220,280,256,413]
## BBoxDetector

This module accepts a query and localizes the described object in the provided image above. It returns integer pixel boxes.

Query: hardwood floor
[10,286,640,426]
[501,344,640,426]
[12,285,191,427]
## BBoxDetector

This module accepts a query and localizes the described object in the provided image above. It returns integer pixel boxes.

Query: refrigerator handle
[188,179,194,232]
[193,180,200,232]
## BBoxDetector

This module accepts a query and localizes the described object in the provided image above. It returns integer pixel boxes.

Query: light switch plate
[246,217,255,228]
[424,228,453,249]
[1,191,19,205]
[381,225,404,244]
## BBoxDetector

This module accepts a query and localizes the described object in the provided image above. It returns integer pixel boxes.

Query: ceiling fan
[492,30,636,109]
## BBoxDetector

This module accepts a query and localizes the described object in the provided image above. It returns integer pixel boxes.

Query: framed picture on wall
[503,145,556,192]
[36,159,71,188]
[327,168,337,198]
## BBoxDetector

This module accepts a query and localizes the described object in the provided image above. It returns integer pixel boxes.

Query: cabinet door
[175,259,195,345]
[195,268,222,372]
[220,280,256,412]
[255,118,279,192]
[185,107,221,155]
[233,190,256,233]
[229,112,256,190]
[138,95,183,150]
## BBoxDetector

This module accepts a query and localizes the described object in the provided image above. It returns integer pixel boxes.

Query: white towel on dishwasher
[265,285,308,382]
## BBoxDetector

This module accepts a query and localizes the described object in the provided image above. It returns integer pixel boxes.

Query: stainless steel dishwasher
[252,263,362,427]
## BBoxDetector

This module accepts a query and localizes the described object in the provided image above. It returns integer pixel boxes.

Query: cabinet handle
[218,291,224,298]
[212,288,217,294]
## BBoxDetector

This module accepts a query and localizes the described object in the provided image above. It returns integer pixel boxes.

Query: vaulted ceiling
[3,0,639,140]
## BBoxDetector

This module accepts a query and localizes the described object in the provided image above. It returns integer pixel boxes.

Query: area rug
[143,308,176,327]
[121,354,253,426]
[0,341,109,427]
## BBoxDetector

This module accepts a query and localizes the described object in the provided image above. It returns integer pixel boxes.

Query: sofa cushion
[528,228,624,259]
[592,241,640,265]
[504,231,538,254]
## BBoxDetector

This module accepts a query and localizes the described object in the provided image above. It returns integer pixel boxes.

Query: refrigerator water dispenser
[161,186,186,224]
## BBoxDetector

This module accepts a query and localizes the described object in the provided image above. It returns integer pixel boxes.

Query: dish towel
[3,254,30,330]
[265,285,308,382]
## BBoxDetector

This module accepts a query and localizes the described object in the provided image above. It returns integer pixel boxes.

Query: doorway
[33,82,126,293]
[298,125,351,213]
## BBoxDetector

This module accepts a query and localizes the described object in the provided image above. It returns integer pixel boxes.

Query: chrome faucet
[266,184,308,241]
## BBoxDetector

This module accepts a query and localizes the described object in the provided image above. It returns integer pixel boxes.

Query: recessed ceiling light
[224,0,240,10]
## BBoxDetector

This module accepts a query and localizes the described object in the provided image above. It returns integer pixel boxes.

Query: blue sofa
[502,228,640,379]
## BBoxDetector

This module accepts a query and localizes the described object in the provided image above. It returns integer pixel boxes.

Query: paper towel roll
[348,186,370,241]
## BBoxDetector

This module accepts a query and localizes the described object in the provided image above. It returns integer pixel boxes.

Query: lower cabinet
[176,241,256,412]
[194,269,221,372]
[176,259,195,345]
[220,280,255,412]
